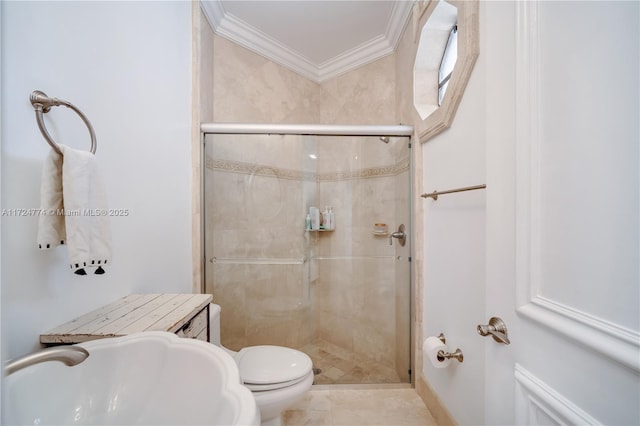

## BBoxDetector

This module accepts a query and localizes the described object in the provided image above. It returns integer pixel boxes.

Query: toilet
[208,303,314,426]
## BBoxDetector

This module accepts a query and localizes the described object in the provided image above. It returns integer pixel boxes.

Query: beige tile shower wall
[208,32,404,364]
[317,177,397,257]
[316,135,403,175]
[212,35,320,123]
[209,133,311,172]
[209,170,305,258]
[316,257,396,367]
[205,131,317,350]
[211,262,315,351]
[318,54,397,125]
[211,34,398,124]
[317,171,398,370]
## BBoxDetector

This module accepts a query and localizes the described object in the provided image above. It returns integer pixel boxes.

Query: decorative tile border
[206,156,409,182]
[206,157,314,181]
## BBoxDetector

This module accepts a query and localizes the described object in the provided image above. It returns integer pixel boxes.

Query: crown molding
[200,0,413,83]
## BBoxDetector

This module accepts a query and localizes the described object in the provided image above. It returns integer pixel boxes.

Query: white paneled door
[486,1,639,425]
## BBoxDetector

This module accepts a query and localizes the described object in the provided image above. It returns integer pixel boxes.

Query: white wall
[1,1,194,361]
[482,2,517,424]
[420,17,486,424]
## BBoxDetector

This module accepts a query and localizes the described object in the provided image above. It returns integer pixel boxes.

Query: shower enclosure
[202,124,412,385]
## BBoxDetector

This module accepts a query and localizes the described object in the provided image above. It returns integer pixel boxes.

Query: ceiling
[200,0,414,83]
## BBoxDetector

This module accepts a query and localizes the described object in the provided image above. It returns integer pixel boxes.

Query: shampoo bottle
[310,207,320,230]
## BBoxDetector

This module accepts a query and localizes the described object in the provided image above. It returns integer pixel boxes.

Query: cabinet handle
[181,319,192,332]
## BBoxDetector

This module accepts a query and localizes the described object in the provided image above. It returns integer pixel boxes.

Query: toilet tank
[208,303,222,346]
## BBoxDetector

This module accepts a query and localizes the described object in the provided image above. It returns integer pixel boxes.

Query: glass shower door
[203,131,411,384]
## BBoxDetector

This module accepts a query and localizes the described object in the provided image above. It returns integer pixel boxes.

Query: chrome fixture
[389,224,406,246]
[5,345,90,375]
[421,184,486,200]
[435,333,463,363]
[477,316,511,345]
[437,348,464,363]
[30,90,97,156]
[201,123,413,136]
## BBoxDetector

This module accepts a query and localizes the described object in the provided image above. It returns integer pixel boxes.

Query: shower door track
[201,123,413,136]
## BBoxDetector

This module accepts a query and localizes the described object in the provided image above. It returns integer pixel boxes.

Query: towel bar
[30,90,97,156]
[421,184,486,200]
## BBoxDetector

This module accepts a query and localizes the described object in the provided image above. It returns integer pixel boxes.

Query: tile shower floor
[283,388,437,426]
[300,340,402,385]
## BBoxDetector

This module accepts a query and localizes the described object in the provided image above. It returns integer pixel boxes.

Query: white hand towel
[37,149,65,249]
[37,145,112,275]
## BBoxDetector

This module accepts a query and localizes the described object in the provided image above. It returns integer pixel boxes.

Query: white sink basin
[4,331,260,425]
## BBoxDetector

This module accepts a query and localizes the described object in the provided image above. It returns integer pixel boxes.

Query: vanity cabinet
[174,302,209,340]
[40,294,212,345]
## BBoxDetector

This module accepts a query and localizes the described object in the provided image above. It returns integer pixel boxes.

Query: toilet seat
[243,373,309,391]
[235,345,312,391]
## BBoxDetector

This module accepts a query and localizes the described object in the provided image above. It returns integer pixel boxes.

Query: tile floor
[283,387,437,426]
[299,340,401,385]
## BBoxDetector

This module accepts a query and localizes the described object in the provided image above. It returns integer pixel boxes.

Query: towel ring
[30,90,97,156]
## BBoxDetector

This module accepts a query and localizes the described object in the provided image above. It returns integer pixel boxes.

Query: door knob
[477,317,510,345]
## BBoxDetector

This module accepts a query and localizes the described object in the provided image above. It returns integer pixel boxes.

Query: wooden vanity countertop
[40,293,212,345]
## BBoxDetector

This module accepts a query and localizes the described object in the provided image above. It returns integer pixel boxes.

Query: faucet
[5,345,90,375]
[389,230,404,244]
[389,224,406,246]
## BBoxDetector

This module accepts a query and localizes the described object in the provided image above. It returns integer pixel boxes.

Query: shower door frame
[200,123,415,385]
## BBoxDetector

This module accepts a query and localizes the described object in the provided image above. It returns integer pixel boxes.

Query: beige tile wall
[211,34,397,125]
[212,36,320,124]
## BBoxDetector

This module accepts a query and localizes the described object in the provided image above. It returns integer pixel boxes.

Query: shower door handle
[389,224,406,247]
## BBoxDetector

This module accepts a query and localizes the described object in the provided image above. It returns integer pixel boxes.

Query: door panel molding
[514,0,640,372]
[515,364,601,425]
[518,298,640,372]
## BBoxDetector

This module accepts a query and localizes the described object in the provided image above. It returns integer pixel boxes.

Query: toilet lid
[235,345,312,385]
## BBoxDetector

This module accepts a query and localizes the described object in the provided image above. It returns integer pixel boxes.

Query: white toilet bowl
[208,304,313,426]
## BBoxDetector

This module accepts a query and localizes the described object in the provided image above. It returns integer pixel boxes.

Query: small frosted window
[438,24,458,106]
[412,1,478,136]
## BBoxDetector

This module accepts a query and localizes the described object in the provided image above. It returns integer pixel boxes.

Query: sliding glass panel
[203,132,411,384]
